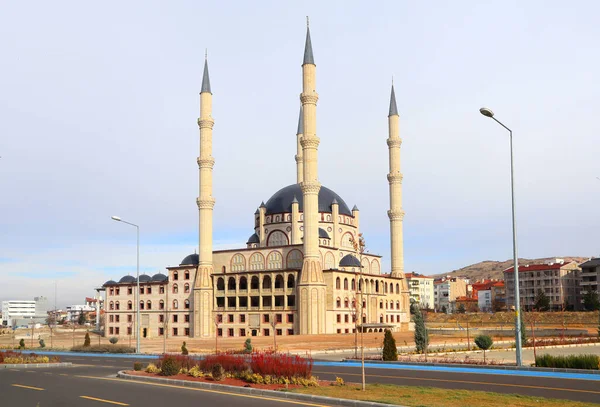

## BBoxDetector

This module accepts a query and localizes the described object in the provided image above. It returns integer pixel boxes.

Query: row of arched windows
[216,274,295,291]
[335,277,401,294]
[109,299,190,310]
[171,283,190,294]
[227,250,299,272]
[172,270,190,280]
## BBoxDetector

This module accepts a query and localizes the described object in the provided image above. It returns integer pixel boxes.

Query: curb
[1,362,73,369]
[116,371,405,407]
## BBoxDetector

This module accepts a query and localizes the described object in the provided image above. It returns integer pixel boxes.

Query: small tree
[109,336,118,345]
[19,338,25,349]
[582,291,600,311]
[39,339,46,348]
[413,308,429,354]
[243,338,252,354]
[78,312,86,326]
[457,304,466,314]
[181,341,189,355]
[83,332,91,347]
[474,334,493,362]
[382,330,398,361]
[534,290,550,311]
[409,302,418,315]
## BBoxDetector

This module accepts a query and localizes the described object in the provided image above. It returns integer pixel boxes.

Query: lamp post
[479,107,522,366]
[111,215,140,354]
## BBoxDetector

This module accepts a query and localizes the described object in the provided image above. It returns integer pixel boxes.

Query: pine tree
[519,309,527,346]
[83,332,91,347]
[413,308,429,354]
[382,330,398,361]
[534,290,550,311]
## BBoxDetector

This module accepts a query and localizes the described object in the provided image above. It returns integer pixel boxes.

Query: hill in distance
[432,256,590,282]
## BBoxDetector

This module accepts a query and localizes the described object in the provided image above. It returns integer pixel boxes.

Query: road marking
[12,384,45,391]
[75,375,329,406]
[314,370,600,395]
[60,373,69,376]
[25,370,36,373]
[44,372,53,375]
[80,396,129,405]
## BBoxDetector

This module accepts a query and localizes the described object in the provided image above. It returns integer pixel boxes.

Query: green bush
[83,332,91,347]
[39,339,46,348]
[382,330,398,361]
[160,356,180,376]
[19,339,25,349]
[71,344,135,353]
[474,334,493,362]
[211,363,224,381]
[109,337,118,345]
[244,338,253,354]
[181,341,188,355]
[535,354,599,370]
[133,362,144,371]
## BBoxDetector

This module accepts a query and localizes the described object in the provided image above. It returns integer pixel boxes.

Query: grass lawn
[291,383,599,407]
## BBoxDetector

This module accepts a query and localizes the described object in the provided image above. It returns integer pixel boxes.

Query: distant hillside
[433,257,589,281]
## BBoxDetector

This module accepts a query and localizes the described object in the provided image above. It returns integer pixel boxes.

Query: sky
[1,1,599,308]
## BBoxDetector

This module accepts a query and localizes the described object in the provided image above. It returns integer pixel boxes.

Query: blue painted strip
[312,361,600,381]
[12,351,159,359]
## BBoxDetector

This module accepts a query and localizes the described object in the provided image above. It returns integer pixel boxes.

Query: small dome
[137,274,151,283]
[318,228,330,239]
[152,273,168,282]
[339,254,361,268]
[119,275,136,284]
[103,280,117,286]
[180,253,199,266]
[247,233,260,244]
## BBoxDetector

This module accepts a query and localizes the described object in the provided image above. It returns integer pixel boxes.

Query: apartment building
[579,258,600,306]
[503,260,581,311]
[405,273,435,309]
[433,277,467,313]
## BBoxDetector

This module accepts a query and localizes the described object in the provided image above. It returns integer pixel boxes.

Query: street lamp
[111,215,140,354]
[479,107,523,366]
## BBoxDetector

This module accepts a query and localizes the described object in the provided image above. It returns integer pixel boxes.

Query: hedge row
[535,354,599,370]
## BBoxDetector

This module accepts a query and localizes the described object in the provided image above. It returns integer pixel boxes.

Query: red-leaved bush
[200,352,248,373]
[250,352,313,378]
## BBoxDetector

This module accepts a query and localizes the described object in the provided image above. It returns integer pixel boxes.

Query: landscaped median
[0,350,71,369]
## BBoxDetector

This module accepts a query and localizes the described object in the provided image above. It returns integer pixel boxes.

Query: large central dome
[264,184,352,215]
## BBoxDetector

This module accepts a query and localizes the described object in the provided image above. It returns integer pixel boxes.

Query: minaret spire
[389,81,398,116]
[194,54,216,337]
[295,105,304,183]
[298,19,325,335]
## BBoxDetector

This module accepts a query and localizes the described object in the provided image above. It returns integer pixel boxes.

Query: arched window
[287,274,295,288]
[380,314,384,323]
[344,278,349,290]
[140,300,145,310]
[267,230,288,247]
[371,260,380,274]
[362,258,371,274]
[173,299,178,309]
[375,281,379,293]
[184,299,190,309]
[115,301,120,310]
[249,253,265,270]
[173,284,178,294]
[262,275,272,290]
[351,279,356,290]
[324,252,335,270]
[109,301,114,310]
[389,283,394,294]
[344,298,349,308]
[231,254,246,272]
[286,250,303,269]
[274,275,284,289]
[127,301,132,310]
[358,279,363,291]
[336,298,341,308]
[147,300,152,310]
[385,301,388,309]
[222,266,226,273]
[251,276,259,290]
[267,252,282,269]
[173,271,178,280]
[396,300,400,310]
[341,233,354,248]
[228,277,236,291]
[159,300,164,310]
[239,276,248,290]
[336,277,341,289]
[390,301,394,310]
[396,283,400,293]
[379,301,383,309]
[384,283,388,293]
[184,283,190,293]
[185,270,190,280]
[216,278,225,291]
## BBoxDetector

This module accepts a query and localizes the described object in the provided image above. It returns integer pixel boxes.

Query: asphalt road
[2,354,599,406]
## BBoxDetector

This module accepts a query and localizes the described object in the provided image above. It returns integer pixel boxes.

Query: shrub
[133,362,144,371]
[71,344,135,353]
[19,339,25,349]
[200,352,248,373]
[188,365,203,377]
[181,341,188,355]
[382,330,398,361]
[145,363,160,374]
[334,376,345,386]
[39,339,46,348]
[0,352,51,364]
[84,332,91,347]
[250,352,313,379]
[157,354,198,371]
[211,363,224,381]
[413,308,429,354]
[109,337,118,345]
[244,338,253,354]
[535,354,599,370]
[474,335,493,362]
[160,356,181,376]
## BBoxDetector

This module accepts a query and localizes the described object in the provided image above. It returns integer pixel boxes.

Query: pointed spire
[389,81,398,116]
[292,195,299,204]
[332,198,338,205]
[201,51,212,94]
[352,205,359,211]
[297,105,304,135]
[260,201,266,208]
[303,17,315,65]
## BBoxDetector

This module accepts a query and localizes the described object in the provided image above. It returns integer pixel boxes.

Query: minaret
[193,54,215,337]
[298,19,326,335]
[295,106,304,184]
[387,82,406,281]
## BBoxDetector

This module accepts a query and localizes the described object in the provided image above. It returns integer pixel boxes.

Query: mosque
[102,23,410,339]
